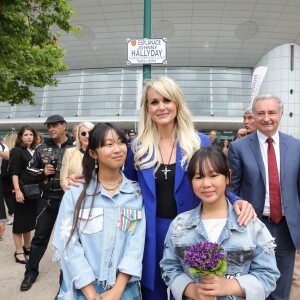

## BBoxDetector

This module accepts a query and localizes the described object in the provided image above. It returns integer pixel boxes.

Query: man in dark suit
[228,93,300,300]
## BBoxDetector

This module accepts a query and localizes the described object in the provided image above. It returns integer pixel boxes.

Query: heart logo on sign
[131,40,137,46]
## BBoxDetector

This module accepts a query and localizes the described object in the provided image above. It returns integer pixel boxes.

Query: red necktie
[266,137,282,223]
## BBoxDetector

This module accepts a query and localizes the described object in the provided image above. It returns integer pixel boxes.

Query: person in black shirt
[20,115,74,292]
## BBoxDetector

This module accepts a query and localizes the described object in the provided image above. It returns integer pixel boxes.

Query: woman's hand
[233,199,257,226]
[15,190,24,203]
[65,173,85,189]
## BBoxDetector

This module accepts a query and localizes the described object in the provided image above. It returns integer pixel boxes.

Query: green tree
[0,0,79,105]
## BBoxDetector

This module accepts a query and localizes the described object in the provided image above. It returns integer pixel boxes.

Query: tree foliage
[0,0,79,105]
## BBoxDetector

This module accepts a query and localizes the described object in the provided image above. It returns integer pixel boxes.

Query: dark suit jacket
[228,131,300,248]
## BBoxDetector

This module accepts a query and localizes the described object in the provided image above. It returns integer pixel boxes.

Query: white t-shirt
[0,143,9,174]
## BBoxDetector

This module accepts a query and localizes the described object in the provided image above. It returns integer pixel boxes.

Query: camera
[50,158,58,169]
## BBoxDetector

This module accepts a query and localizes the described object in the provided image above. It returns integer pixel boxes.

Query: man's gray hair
[252,93,284,114]
[244,107,252,114]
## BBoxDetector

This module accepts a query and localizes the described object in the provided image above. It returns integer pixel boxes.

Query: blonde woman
[60,122,94,191]
[123,76,256,300]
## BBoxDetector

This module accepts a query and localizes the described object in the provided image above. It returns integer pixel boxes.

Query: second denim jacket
[53,172,146,300]
[160,200,280,300]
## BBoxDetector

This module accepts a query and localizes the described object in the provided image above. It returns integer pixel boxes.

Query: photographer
[20,115,74,292]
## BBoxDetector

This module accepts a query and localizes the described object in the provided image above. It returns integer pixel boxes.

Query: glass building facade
[0,67,252,122]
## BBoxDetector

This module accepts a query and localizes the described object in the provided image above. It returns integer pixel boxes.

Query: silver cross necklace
[158,141,176,179]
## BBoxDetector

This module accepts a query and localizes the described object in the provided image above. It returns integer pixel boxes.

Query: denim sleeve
[52,188,95,291]
[160,223,194,300]
[235,221,280,298]
[123,144,137,181]
[118,206,146,281]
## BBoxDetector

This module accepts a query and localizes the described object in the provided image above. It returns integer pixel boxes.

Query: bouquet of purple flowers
[184,241,227,276]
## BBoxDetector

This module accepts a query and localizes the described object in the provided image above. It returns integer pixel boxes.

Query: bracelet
[12,188,20,193]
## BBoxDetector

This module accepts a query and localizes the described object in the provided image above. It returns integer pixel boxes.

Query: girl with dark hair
[9,125,39,263]
[160,147,280,299]
[53,123,145,300]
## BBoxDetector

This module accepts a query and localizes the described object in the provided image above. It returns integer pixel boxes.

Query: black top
[10,146,39,185]
[155,163,177,219]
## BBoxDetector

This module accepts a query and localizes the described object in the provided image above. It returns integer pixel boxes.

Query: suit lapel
[249,132,266,186]
[141,166,156,199]
[279,132,288,182]
[175,143,185,192]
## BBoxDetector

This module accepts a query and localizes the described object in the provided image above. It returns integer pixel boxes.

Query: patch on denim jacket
[120,208,142,232]
[226,249,254,265]
[174,245,189,259]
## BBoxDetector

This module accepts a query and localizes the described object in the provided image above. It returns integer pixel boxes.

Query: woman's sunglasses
[80,131,89,137]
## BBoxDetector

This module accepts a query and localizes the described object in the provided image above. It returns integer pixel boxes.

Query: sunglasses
[80,131,89,137]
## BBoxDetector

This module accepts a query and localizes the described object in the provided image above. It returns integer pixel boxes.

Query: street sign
[127,38,167,65]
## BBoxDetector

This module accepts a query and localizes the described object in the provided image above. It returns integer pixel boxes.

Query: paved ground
[0,224,59,300]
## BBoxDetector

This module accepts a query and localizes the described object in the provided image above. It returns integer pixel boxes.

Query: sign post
[127,38,167,65]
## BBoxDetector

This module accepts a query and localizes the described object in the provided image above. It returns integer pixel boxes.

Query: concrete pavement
[0,224,59,300]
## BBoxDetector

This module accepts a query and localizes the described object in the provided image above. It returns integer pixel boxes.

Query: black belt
[261,215,285,222]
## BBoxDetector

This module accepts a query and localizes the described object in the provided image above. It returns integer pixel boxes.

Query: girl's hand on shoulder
[233,199,257,226]
[66,173,85,189]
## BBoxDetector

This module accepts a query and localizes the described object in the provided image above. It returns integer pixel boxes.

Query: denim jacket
[52,172,146,300]
[160,200,280,300]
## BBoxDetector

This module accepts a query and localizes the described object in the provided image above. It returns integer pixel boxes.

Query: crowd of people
[0,76,299,300]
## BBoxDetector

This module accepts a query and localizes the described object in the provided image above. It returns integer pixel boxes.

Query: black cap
[44,115,66,125]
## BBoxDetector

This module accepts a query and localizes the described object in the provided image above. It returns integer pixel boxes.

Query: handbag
[22,184,41,199]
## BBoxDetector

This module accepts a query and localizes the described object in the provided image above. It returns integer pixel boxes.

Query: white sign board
[127,38,167,65]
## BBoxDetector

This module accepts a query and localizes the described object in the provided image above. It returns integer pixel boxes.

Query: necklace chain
[158,141,176,179]
[99,173,122,191]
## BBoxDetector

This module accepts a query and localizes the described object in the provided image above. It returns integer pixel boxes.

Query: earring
[94,159,98,169]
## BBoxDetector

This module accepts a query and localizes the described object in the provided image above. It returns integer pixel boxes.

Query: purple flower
[184,241,227,276]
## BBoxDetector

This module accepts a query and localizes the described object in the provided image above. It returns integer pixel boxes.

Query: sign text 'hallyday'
[127,38,167,65]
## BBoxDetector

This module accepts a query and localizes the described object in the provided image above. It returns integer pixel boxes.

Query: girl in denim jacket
[160,147,280,300]
[53,123,146,300]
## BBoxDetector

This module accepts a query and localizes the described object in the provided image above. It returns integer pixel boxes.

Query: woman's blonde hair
[132,76,200,172]
[76,122,95,149]
[3,131,18,150]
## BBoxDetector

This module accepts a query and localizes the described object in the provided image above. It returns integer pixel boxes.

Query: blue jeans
[59,280,140,300]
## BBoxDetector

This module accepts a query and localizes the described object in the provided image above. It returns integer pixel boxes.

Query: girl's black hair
[66,123,128,247]
[187,147,230,182]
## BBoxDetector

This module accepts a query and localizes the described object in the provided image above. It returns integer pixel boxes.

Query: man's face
[128,132,135,139]
[254,98,282,137]
[243,113,256,134]
[209,131,217,143]
[47,122,67,140]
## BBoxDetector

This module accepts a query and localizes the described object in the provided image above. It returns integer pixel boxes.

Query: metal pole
[143,0,151,85]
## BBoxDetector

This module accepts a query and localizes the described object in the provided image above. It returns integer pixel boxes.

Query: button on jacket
[160,200,280,300]
[53,172,146,300]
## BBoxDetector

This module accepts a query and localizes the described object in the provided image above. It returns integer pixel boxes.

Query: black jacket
[27,136,74,199]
